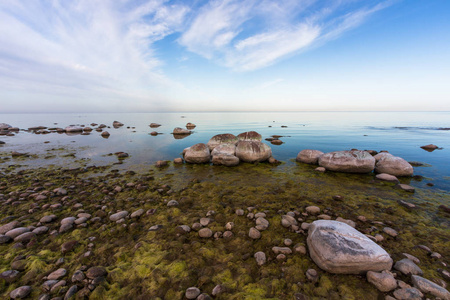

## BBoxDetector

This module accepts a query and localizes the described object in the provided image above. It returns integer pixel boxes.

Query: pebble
[335,217,356,228]
[255,217,269,230]
[236,209,244,216]
[294,244,307,255]
[60,217,76,225]
[411,275,450,299]
[40,214,57,223]
[394,258,423,276]
[10,285,32,299]
[393,287,423,300]
[64,285,78,299]
[225,222,234,231]
[72,270,85,282]
[47,268,67,280]
[192,223,202,231]
[5,227,30,239]
[0,234,12,244]
[430,252,442,259]
[254,212,266,218]
[317,214,331,220]
[383,227,398,237]
[284,239,293,246]
[61,240,78,253]
[367,270,397,292]
[306,206,320,215]
[402,253,420,264]
[33,226,49,235]
[110,211,128,222]
[223,231,233,239]
[185,287,201,299]
[198,228,213,238]
[281,215,297,227]
[276,254,286,261]
[0,270,20,282]
[167,200,179,207]
[315,167,326,172]
[130,209,144,218]
[200,218,211,226]
[398,184,415,192]
[306,269,318,283]
[149,225,163,231]
[272,247,292,255]
[248,227,261,239]
[14,232,36,243]
[254,251,266,266]
[212,284,224,296]
[86,266,107,279]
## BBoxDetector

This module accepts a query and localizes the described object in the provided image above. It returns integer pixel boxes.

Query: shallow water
[1,111,449,191]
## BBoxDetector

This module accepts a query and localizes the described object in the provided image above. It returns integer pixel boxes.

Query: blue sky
[0,0,449,112]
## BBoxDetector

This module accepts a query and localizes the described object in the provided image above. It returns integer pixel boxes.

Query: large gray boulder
[375,155,413,177]
[237,131,262,142]
[296,149,324,164]
[212,154,240,167]
[207,133,238,150]
[307,220,393,274]
[235,141,271,163]
[318,150,375,173]
[184,143,211,164]
[211,144,236,156]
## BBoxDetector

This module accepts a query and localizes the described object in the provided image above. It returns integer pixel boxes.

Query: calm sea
[1,112,449,191]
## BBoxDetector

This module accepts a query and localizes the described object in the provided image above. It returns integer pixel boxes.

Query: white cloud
[178,0,393,71]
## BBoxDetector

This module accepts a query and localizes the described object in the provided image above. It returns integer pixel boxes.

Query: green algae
[0,161,449,299]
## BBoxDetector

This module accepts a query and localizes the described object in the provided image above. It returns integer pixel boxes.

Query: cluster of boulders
[182,131,275,166]
[0,123,19,138]
[296,149,416,188]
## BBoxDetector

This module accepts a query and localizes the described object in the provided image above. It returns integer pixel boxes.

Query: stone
[33,226,49,235]
[394,259,423,276]
[149,225,163,231]
[248,227,261,239]
[237,131,262,141]
[398,184,415,192]
[185,287,201,299]
[0,270,20,283]
[223,231,233,238]
[61,217,76,225]
[71,270,85,282]
[198,228,213,238]
[284,239,293,246]
[211,143,236,156]
[374,152,393,161]
[315,167,326,172]
[294,244,307,255]
[335,217,355,228]
[59,223,73,233]
[383,227,398,237]
[110,211,128,222]
[40,214,57,223]
[255,217,269,230]
[306,206,320,215]
[167,200,179,207]
[173,157,183,164]
[176,225,191,233]
[272,247,292,255]
[420,144,438,150]
[318,150,375,173]
[155,160,168,167]
[375,155,413,177]
[207,133,238,151]
[306,269,318,282]
[0,221,21,234]
[86,266,107,279]
[254,251,266,266]
[393,287,423,300]
[200,218,211,226]
[225,222,234,230]
[184,143,211,163]
[376,173,399,182]
[402,253,420,264]
[296,149,324,164]
[149,123,161,128]
[65,126,82,133]
[411,275,450,299]
[307,220,393,274]
[5,227,30,239]
[131,209,144,218]
[235,141,272,163]
[236,209,244,216]
[10,286,32,299]
[211,154,240,167]
[48,268,67,280]
[101,131,110,137]
[367,271,397,292]
[64,285,78,300]
[112,121,124,127]
[61,240,78,253]
[281,215,298,228]
[173,127,191,135]
[14,232,36,243]
[212,284,224,296]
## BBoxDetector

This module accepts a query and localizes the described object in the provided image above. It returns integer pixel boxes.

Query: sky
[0,0,449,113]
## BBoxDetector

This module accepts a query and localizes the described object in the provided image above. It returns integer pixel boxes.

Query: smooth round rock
[198,228,213,238]
[185,287,201,299]
[10,286,32,299]
[110,211,128,222]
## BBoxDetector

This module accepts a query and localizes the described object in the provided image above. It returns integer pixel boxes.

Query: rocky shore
[0,160,449,299]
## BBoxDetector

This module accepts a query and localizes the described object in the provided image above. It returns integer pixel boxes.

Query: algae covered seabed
[0,157,449,299]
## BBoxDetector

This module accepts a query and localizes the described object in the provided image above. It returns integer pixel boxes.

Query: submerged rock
[318,150,375,173]
[420,144,439,151]
[296,149,324,164]
[307,220,393,274]
[235,141,272,163]
[149,123,161,128]
[173,127,191,135]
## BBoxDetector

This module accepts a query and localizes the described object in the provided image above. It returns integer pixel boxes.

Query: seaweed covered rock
[207,133,238,151]
[235,141,271,163]
[237,131,262,142]
[296,149,324,164]
[375,155,413,177]
[307,220,393,274]
[318,150,375,173]
[184,143,211,164]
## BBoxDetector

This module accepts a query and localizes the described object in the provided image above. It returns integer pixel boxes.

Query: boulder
[318,150,375,173]
[373,152,393,161]
[211,144,236,156]
[65,126,83,133]
[296,150,324,164]
[211,154,240,167]
[411,275,450,300]
[307,220,393,274]
[173,127,191,135]
[235,141,272,163]
[184,143,211,164]
[375,155,413,177]
[237,131,262,141]
[207,133,238,151]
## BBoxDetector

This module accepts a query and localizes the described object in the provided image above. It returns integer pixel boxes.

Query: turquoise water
[1,111,449,190]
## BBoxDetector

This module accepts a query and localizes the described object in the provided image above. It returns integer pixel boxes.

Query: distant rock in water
[65,126,83,133]
[420,144,439,152]
[318,150,375,173]
[113,121,124,128]
[173,127,191,135]
[186,122,196,129]
[0,123,12,130]
[149,123,161,128]
[296,149,324,164]
[237,131,262,142]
